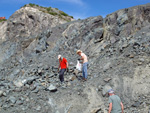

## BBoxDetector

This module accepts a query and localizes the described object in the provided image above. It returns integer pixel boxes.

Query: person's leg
[59,69,66,82]
[82,63,85,78]
[59,69,63,82]
[82,62,88,79]
[84,62,88,79]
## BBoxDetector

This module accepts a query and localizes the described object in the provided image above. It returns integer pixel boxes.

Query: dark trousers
[59,69,66,82]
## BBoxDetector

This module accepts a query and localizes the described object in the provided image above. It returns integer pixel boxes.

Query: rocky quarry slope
[0,3,150,113]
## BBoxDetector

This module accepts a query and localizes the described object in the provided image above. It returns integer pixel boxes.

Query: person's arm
[80,56,84,60]
[66,62,68,68]
[80,55,84,63]
[64,58,68,68]
[120,102,124,113]
[108,103,112,113]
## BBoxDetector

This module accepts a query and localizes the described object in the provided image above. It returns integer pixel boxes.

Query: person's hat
[108,89,114,94]
[76,50,82,54]
[58,55,61,59]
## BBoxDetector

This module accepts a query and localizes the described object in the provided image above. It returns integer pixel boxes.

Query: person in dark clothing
[58,55,68,83]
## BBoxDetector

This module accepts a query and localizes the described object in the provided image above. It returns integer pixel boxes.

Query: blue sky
[0,0,149,19]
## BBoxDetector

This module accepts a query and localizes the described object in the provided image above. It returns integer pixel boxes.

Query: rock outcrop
[0,5,74,63]
[0,3,150,113]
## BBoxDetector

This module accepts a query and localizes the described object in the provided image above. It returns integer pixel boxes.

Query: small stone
[67,82,71,87]
[47,84,57,92]
[9,96,16,104]
[104,78,111,82]
[3,104,9,110]
[22,107,26,111]
[16,100,23,105]
[32,87,39,93]
[132,101,142,107]
[14,88,22,92]
[3,92,6,96]
[142,32,145,35]
[13,80,24,88]
[137,62,142,65]
[129,54,134,58]
[36,106,41,111]
[122,43,128,48]
[26,77,38,85]
[0,90,4,97]
[110,37,116,44]
[97,85,102,91]
[30,85,36,91]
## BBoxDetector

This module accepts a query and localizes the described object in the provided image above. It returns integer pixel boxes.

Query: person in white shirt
[76,50,88,81]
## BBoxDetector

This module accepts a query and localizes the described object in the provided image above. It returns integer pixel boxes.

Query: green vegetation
[69,16,74,19]
[29,3,35,7]
[23,4,27,7]
[0,19,7,23]
[49,12,57,16]
[22,3,74,21]
[47,7,51,12]
[59,11,68,16]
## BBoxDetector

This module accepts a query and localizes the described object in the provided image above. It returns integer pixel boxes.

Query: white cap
[58,55,61,59]
[108,89,114,94]
[76,50,82,54]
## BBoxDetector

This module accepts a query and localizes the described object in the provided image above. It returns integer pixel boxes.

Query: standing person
[58,55,68,83]
[76,50,88,81]
[108,89,124,113]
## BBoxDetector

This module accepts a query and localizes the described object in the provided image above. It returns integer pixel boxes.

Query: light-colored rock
[0,90,4,97]
[47,84,57,92]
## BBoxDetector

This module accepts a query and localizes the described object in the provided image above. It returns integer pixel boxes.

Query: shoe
[83,78,87,81]
[81,78,87,82]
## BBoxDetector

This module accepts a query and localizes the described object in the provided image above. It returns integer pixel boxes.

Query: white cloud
[55,0,85,6]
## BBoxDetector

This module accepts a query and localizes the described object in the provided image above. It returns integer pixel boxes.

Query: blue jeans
[82,62,88,79]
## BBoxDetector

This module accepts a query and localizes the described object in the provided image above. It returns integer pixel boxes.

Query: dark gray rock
[132,101,142,107]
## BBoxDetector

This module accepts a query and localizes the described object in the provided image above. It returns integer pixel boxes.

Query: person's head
[76,50,82,56]
[108,89,115,96]
[58,55,62,60]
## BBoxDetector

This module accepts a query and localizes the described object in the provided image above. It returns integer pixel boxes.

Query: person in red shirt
[58,55,68,83]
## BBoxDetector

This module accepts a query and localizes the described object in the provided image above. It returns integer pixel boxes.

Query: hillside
[0,3,150,113]
[23,3,74,21]
[0,19,7,23]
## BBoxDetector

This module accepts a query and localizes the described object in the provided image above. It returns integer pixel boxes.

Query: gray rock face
[0,6,73,63]
[7,7,70,39]
[0,3,150,113]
